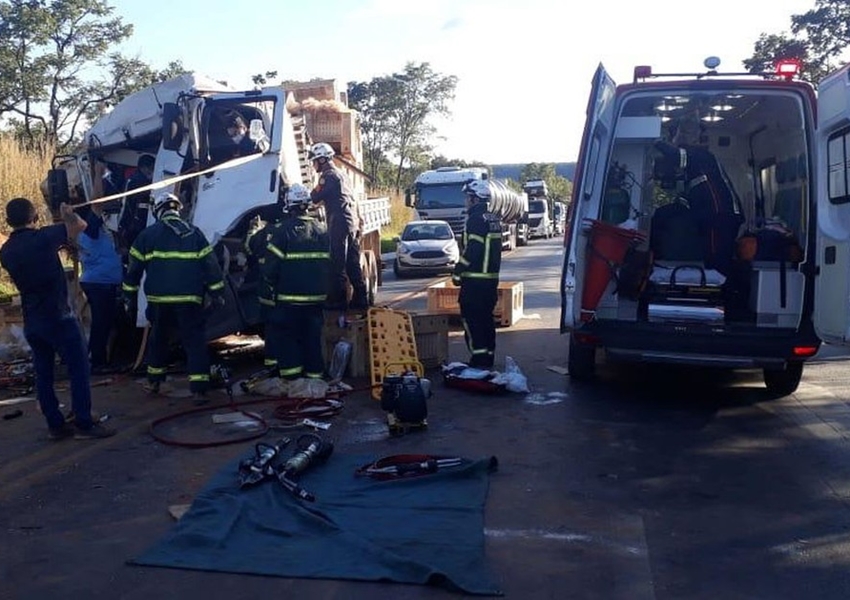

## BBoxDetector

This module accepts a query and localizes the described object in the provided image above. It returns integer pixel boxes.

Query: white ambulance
[561,57,850,395]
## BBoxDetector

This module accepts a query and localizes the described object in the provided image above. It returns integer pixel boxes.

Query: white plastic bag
[491,356,529,393]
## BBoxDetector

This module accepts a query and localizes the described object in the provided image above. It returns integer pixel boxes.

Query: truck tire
[568,333,596,381]
[763,362,803,396]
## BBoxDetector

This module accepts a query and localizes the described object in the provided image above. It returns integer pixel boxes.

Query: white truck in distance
[45,73,389,341]
[405,166,528,250]
[523,178,553,239]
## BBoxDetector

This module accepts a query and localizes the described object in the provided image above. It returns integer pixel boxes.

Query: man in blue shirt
[78,202,124,374]
[0,198,116,440]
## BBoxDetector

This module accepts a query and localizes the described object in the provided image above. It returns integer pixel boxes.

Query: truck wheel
[763,362,804,396]
[568,333,596,381]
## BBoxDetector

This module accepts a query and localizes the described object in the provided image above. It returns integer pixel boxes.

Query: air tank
[486,179,526,223]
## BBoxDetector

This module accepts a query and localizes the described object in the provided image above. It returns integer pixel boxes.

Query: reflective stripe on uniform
[130,247,146,262]
[276,293,327,302]
[459,257,470,266]
[147,366,166,375]
[305,372,324,379]
[267,244,329,261]
[259,297,275,306]
[279,365,303,377]
[207,281,225,291]
[188,374,210,382]
[147,294,204,304]
[133,247,213,261]
[471,348,490,355]
[460,272,498,279]
[467,233,486,244]
[122,283,139,292]
[264,358,278,367]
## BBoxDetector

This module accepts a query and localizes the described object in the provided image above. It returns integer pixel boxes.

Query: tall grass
[0,136,53,235]
[0,136,54,299]
[374,188,413,253]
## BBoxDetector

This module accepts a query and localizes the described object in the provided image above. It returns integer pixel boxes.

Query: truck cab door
[192,88,302,244]
[814,64,850,344]
[560,64,616,331]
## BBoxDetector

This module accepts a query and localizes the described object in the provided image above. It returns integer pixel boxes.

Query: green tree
[251,70,278,87]
[744,0,850,84]
[348,76,400,187]
[349,62,457,191]
[0,0,172,149]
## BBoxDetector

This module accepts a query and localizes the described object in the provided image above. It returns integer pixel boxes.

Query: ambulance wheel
[568,334,596,381]
[763,362,803,397]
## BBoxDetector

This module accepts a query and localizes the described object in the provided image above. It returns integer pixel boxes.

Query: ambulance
[561,57,850,395]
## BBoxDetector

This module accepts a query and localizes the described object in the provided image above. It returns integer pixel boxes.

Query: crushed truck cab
[46,74,389,342]
[561,57,850,395]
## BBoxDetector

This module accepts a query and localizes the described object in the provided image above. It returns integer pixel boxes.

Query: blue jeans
[25,317,93,430]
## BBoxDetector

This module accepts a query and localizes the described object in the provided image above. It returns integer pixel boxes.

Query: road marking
[485,527,645,556]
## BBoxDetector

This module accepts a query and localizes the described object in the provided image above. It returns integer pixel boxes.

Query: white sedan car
[393,220,460,278]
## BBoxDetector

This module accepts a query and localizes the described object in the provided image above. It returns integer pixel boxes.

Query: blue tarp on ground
[130,452,501,596]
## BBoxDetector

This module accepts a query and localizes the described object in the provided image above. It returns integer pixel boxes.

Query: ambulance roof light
[776,59,802,79]
[633,65,652,81]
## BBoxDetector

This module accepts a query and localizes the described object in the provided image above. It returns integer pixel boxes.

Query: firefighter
[452,180,502,369]
[308,142,368,310]
[245,208,285,372]
[262,183,331,394]
[122,192,225,403]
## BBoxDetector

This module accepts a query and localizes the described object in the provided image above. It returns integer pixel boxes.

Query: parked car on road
[393,220,459,278]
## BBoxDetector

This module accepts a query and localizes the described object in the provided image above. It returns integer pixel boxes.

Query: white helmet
[308,142,335,162]
[152,192,182,218]
[285,183,311,209]
[463,180,491,201]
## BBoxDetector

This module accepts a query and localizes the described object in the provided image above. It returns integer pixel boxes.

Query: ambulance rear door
[815,64,850,344]
[560,64,616,331]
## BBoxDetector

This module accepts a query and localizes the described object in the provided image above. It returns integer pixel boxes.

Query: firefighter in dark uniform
[452,180,502,369]
[123,192,225,403]
[244,205,287,371]
[308,142,368,310]
[262,184,331,394]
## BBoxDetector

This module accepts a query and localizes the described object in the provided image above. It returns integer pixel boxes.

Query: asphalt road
[2,237,850,599]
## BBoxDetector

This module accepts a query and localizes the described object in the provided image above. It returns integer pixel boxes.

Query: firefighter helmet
[462,179,491,202]
[152,192,182,218]
[285,183,312,209]
[308,142,335,162]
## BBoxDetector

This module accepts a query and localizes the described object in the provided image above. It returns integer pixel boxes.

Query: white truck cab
[562,57,850,395]
[523,179,553,239]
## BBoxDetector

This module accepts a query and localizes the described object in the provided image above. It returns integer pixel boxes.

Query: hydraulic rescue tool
[356,454,464,480]
[236,433,334,501]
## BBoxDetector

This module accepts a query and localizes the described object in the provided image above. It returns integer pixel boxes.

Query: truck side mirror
[404,189,413,207]
[161,102,184,151]
[46,169,70,211]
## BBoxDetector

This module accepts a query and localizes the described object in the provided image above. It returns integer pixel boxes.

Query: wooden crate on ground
[410,312,450,369]
[321,310,451,378]
[426,281,524,327]
[321,312,369,378]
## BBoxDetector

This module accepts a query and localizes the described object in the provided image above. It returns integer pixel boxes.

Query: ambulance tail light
[792,345,818,358]
[775,59,802,80]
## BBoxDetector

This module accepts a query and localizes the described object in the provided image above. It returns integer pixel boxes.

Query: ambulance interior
[592,90,809,329]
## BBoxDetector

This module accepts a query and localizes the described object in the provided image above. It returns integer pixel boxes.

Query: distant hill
[490,163,576,183]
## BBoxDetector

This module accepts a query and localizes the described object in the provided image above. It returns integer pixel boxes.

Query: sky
[110,0,819,165]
